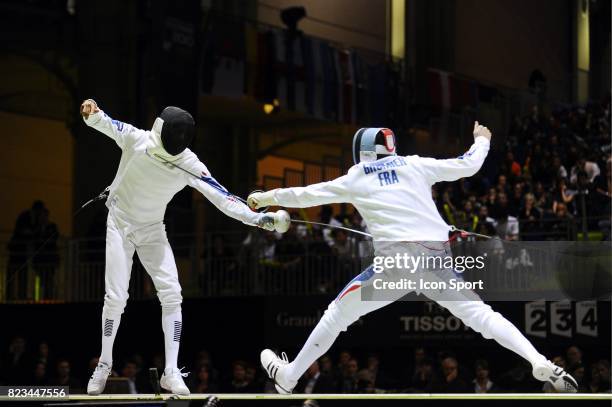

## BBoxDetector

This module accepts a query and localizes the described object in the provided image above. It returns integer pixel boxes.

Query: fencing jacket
[83,110,261,231]
[270,137,490,242]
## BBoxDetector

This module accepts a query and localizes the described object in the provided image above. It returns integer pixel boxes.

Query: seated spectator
[245,363,264,392]
[295,361,336,394]
[2,336,31,385]
[505,152,522,180]
[190,365,218,393]
[120,360,139,394]
[508,183,524,216]
[496,175,509,195]
[493,193,520,240]
[552,156,568,181]
[339,358,359,393]
[31,362,48,386]
[36,341,53,367]
[570,363,586,391]
[49,359,81,393]
[549,202,574,239]
[275,226,304,271]
[330,229,355,260]
[456,200,478,232]
[587,360,612,393]
[566,346,583,367]
[533,182,551,210]
[483,187,497,209]
[224,360,257,393]
[519,193,543,240]
[356,369,376,393]
[473,359,499,393]
[552,178,575,215]
[410,358,434,392]
[363,353,389,390]
[432,357,469,393]
[570,157,601,184]
[337,351,351,373]
[193,350,219,384]
[593,158,611,222]
[318,354,338,382]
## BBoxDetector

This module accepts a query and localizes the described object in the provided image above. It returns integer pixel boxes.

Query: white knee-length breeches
[103,212,182,318]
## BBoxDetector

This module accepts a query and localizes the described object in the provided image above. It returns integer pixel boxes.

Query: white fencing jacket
[271,137,490,242]
[84,110,261,231]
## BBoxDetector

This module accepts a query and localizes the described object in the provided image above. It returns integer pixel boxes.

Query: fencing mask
[352,128,397,164]
[153,106,195,156]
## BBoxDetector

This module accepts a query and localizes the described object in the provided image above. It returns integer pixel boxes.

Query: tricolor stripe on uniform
[336,266,376,301]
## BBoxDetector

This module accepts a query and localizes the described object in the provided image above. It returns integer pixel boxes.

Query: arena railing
[0,216,608,303]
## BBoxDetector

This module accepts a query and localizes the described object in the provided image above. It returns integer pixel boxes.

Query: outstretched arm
[417,121,491,184]
[247,173,353,210]
[187,160,270,227]
[80,99,140,149]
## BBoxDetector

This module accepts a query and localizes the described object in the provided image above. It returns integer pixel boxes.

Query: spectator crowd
[1,336,609,394]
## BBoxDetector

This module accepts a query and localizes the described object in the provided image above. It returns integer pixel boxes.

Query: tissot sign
[263,296,609,351]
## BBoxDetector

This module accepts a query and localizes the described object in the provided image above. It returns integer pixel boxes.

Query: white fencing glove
[256,210,291,233]
[247,190,278,210]
[473,121,492,142]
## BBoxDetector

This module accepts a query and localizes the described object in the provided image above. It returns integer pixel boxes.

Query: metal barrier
[0,217,608,303]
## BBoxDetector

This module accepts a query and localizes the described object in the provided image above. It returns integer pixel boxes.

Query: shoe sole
[160,380,190,395]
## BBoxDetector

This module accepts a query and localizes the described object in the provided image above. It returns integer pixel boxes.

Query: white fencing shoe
[160,367,190,395]
[260,349,297,394]
[532,360,578,392]
[87,362,112,395]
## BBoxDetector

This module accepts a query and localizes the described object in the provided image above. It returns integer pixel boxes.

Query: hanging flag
[337,49,356,124]
[320,41,339,121]
[352,51,368,124]
[428,68,451,110]
[272,29,288,108]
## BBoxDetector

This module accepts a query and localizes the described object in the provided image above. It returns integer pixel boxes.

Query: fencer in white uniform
[80,100,280,395]
[249,123,578,393]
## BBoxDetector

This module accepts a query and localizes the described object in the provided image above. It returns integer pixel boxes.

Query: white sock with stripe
[99,313,120,366]
[162,308,182,372]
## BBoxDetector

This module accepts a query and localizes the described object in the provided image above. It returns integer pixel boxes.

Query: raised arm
[80,99,140,149]
[416,121,491,184]
[247,172,353,210]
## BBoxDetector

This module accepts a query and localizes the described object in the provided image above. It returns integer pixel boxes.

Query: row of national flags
[200,20,403,125]
[428,68,500,111]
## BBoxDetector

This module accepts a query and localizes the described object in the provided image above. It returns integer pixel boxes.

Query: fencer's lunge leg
[439,300,545,365]
[136,222,189,395]
[435,294,578,392]
[261,266,394,394]
[88,214,135,395]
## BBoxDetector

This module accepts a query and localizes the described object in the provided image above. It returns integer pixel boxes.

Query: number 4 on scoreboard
[576,301,598,337]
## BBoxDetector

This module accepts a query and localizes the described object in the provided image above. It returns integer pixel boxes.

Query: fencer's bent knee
[103,292,129,315]
[320,301,359,334]
[158,290,182,313]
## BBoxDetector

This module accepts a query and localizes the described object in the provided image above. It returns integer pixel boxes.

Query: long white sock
[162,309,182,371]
[285,322,338,382]
[99,313,121,365]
